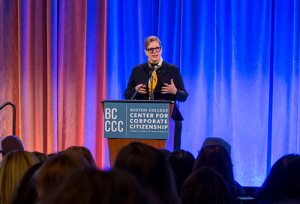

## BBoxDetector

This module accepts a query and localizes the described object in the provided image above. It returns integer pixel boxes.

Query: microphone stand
[129,67,156,100]
[150,72,154,100]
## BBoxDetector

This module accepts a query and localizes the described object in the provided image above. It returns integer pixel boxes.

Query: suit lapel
[156,62,168,78]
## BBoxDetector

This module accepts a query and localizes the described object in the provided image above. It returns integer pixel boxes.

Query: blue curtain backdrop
[107,0,300,186]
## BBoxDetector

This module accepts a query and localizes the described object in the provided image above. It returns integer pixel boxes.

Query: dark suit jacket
[124,62,188,102]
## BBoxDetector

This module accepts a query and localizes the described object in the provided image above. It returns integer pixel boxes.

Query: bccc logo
[104,108,124,132]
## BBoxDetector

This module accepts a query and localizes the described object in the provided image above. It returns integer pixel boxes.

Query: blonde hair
[144,36,161,50]
[36,151,90,200]
[0,151,38,204]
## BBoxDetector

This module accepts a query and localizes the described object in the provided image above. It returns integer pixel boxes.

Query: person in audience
[158,148,171,159]
[181,167,231,204]
[35,151,91,201]
[10,163,43,204]
[0,135,24,158]
[257,154,300,204]
[113,142,180,204]
[32,151,48,163]
[201,137,246,198]
[168,149,195,195]
[194,145,246,202]
[0,151,38,204]
[47,153,57,157]
[43,168,161,204]
[65,146,96,167]
[202,137,231,155]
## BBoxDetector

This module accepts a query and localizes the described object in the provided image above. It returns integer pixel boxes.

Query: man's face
[145,41,162,64]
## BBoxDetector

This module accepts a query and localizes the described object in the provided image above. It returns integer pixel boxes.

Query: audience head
[181,167,231,204]
[10,163,43,204]
[113,142,180,204]
[257,154,300,203]
[193,145,236,200]
[158,148,171,159]
[47,153,57,157]
[65,146,96,167]
[43,168,159,204]
[0,150,38,204]
[35,151,91,201]
[32,151,48,163]
[202,137,231,155]
[168,149,195,194]
[0,135,24,158]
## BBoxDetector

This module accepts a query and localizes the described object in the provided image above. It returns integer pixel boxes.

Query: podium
[101,100,183,165]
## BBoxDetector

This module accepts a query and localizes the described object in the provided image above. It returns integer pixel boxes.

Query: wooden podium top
[101,100,183,121]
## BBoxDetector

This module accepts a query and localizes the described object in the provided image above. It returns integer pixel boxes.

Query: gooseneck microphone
[150,67,155,100]
[129,66,158,100]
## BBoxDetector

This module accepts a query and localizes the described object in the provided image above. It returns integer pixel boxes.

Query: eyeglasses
[146,47,161,53]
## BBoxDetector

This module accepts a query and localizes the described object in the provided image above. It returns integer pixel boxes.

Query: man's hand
[161,79,177,95]
[135,84,147,94]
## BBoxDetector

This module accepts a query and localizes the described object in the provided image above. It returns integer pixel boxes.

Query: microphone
[129,66,158,100]
[150,66,158,100]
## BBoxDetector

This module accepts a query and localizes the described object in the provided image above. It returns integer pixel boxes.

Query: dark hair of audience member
[193,145,236,201]
[113,142,180,204]
[32,151,48,163]
[65,146,96,167]
[43,168,161,204]
[35,151,91,201]
[10,163,43,204]
[158,148,171,159]
[47,153,57,157]
[1,135,24,157]
[0,151,38,204]
[257,154,300,203]
[168,149,195,195]
[181,167,231,204]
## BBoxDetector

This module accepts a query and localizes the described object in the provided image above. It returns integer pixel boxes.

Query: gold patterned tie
[148,70,158,99]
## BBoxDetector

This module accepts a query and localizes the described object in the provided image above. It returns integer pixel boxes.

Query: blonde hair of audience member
[65,146,96,167]
[35,151,91,201]
[0,151,38,204]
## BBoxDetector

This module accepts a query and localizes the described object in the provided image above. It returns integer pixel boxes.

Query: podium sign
[104,102,170,139]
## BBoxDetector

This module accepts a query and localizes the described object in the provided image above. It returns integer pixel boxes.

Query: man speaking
[124,36,188,149]
[124,36,188,102]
